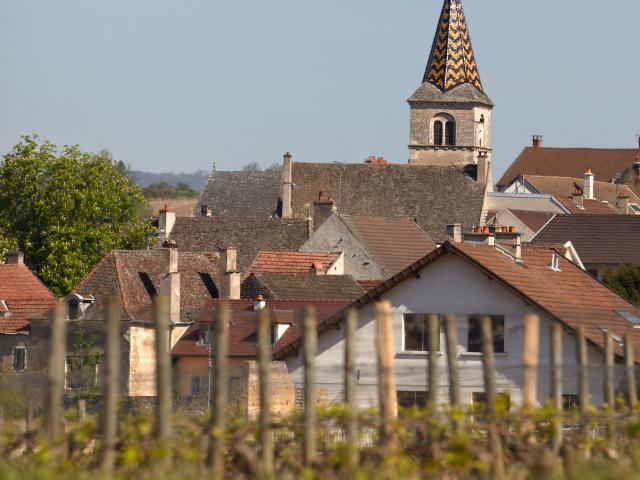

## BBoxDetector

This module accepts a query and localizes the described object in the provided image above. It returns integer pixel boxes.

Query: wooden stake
[550,323,563,453]
[444,315,460,408]
[303,306,317,467]
[257,307,274,479]
[625,335,637,407]
[375,302,397,445]
[576,327,589,416]
[154,295,172,456]
[522,314,540,409]
[427,314,439,409]
[481,316,504,479]
[46,303,67,456]
[101,297,121,472]
[344,309,358,470]
[78,399,87,425]
[208,302,230,476]
[604,331,615,441]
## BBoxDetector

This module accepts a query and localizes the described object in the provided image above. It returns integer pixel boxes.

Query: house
[241,272,364,301]
[0,252,56,375]
[484,209,556,242]
[276,227,640,409]
[171,299,349,410]
[158,207,311,272]
[532,215,640,279]
[247,251,345,276]
[496,136,640,190]
[300,213,436,281]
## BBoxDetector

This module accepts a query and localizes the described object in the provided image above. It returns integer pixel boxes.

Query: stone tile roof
[168,217,310,272]
[171,299,349,358]
[0,264,56,333]
[73,250,223,324]
[358,280,383,292]
[291,162,486,243]
[277,242,640,361]
[248,251,341,274]
[339,215,436,275]
[241,272,364,301]
[532,215,640,265]
[195,170,281,218]
[497,148,638,187]
[503,210,555,234]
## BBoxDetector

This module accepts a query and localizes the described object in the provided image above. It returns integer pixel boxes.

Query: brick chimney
[616,190,630,211]
[200,205,212,217]
[280,152,293,219]
[446,224,462,243]
[532,135,544,148]
[462,227,495,246]
[6,251,24,265]
[313,191,336,230]
[494,227,523,260]
[583,168,595,200]
[220,247,240,300]
[311,261,326,275]
[160,244,181,322]
[477,151,491,185]
[158,206,176,242]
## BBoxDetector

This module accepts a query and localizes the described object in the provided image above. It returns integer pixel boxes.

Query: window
[467,315,505,353]
[198,325,213,345]
[445,121,456,146]
[628,203,640,214]
[397,390,429,409]
[403,314,440,352]
[68,298,80,320]
[615,309,640,327]
[12,347,26,371]
[191,375,209,396]
[433,121,443,146]
[562,394,580,410]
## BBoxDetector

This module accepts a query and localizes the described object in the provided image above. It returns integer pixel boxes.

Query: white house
[277,226,640,409]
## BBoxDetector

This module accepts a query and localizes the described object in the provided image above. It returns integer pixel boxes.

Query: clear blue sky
[1,0,639,178]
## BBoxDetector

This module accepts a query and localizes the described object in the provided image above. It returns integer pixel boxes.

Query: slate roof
[339,215,436,275]
[0,263,56,333]
[241,273,364,301]
[277,241,640,362]
[195,170,281,218]
[73,250,223,324]
[168,217,310,272]
[171,299,349,358]
[497,148,638,187]
[248,251,341,274]
[290,162,486,243]
[532,215,640,265]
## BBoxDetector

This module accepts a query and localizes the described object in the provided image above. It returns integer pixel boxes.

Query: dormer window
[198,325,213,346]
[64,294,95,321]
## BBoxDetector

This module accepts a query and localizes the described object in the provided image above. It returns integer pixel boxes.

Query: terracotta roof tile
[248,251,340,274]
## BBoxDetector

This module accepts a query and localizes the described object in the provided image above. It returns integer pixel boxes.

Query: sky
[1,0,639,179]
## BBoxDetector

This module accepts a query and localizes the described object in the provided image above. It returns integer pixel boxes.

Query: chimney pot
[6,251,24,265]
[532,135,544,148]
[327,196,334,203]
[482,226,490,234]
[509,226,516,233]
[254,295,266,311]
[318,190,325,202]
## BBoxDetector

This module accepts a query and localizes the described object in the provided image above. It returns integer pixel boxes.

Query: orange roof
[0,264,57,333]
[556,197,617,214]
[248,251,340,274]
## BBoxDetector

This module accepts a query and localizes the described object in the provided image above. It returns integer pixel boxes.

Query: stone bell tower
[408,0,493,184]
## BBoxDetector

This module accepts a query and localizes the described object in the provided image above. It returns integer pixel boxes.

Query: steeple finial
[423,0,484,93]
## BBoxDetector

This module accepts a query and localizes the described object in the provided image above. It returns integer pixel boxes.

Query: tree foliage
[0,135,153,295]
[143,181,199,199]
[602,264,640,306]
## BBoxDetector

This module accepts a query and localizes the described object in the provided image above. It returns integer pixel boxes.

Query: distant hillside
[128,170,209,190]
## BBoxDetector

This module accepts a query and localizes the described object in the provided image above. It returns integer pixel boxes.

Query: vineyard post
[577,327,590,416]
[78,399,87,425]
[625,335,637,407]
[481,316,504,480]
[444,315,461,408]
[303,306,317,467]
[257,307,274,479]
[344,309,359,470]
[427,314,439,410]
[208,302,230,475]
[522,314,540,408]
[375,302,397,447]
[551,323,563,453]
[101,297,121,472]
[154,295,172,457]
[46,303,67,457]
[604,331,615,441]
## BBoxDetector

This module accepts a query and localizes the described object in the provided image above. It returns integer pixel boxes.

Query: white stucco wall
[286,253,612,409]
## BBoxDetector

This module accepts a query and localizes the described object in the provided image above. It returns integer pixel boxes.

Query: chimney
[532,135,544,148]
[6,251,24,265]
[572,186,584,208]
[158,206,177,242]
[494,228,523,261]
[462,228,495,246]
[446,224,462,243]
[280,152,293,218]
[253,294,266,311]
[200,205,212,217]
[616,190,630,211]
[476,151,491,185]
[313,191,336,230]
[160,245,181,322]
[633,154,640,179]
[220,247,240,300]
[583,168,595,200]
[311,261,326,275]
[365,156,388,165]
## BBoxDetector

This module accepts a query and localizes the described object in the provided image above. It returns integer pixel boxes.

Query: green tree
[241,162,262,172]
[0,134,153,295]
[602,264,640,306]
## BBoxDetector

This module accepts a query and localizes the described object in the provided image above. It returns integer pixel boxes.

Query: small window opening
[445,121,456,146]
[433,121,443,146]
[12,347,26,371]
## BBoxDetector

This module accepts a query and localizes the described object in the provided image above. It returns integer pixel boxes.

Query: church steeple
[423,0,483,93]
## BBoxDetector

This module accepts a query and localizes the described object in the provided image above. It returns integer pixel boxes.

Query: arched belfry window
[433,121,443,146]
[445,121,456,146]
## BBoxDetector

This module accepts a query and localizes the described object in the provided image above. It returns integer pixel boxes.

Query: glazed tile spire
[423,0,484,93]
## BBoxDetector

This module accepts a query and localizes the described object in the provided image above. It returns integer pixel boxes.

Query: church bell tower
[408,0,493,184]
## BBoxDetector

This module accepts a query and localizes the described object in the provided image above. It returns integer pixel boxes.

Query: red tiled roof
[248,251,341,274]
[358,280,383,292]
[171,299,349,358]
[0,264,57,333]
[276,242,640,362]
[555,197,617,214]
